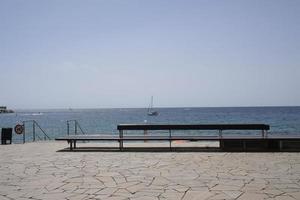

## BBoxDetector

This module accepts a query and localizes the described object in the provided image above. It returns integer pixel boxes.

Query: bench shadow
[56,146,222,153]
[56,147,300,153]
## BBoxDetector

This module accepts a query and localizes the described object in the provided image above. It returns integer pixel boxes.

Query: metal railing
[67,120,85,135]
[22,120,51,143]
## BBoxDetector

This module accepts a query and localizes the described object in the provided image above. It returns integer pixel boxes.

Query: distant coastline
[11,105,300,112]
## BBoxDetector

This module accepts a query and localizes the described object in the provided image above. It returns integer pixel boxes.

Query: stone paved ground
[0,141,300,200]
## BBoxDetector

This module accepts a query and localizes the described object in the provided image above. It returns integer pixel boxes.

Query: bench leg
[119,130,124,151]
[74,141,76,149]
[219,140,224,150]
[279,140,283,151]
[69,140,73,151]
[169,130,172,151]
[119,140,124,151]
[243,140,246,151]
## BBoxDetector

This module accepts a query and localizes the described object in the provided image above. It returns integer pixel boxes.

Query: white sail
[147,96,158,116]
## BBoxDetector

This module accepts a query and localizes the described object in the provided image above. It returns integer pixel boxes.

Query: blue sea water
[0,107,300,143]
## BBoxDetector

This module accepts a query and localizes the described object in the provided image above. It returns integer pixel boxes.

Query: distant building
[0,106,14,113]
[0,106,7,111]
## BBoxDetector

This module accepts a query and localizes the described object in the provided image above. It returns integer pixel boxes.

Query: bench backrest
[117,124,270,131]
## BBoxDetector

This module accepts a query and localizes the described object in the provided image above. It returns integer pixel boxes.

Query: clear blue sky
[1,0,299,109]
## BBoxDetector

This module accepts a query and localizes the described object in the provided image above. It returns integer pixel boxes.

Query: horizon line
[12,105,300,110]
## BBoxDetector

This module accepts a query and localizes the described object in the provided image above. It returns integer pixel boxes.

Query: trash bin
[1,128,12,144]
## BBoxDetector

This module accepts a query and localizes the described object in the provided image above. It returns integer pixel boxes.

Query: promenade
[0,141,300,200]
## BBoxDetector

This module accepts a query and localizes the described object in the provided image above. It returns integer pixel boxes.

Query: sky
[0,0,299,109]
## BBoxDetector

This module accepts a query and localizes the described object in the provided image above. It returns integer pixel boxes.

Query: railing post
[77,121,85,135]
[33,121,36,142]
[66,120,84,135]
[21,120,50,142]
[75,121,78,135]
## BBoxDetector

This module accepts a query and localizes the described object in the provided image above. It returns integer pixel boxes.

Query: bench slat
[117,124,270,130]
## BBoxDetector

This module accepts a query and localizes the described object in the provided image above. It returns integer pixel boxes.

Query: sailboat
[147,96,158,116]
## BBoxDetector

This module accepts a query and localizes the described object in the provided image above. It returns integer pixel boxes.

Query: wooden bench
[117,124,270,150]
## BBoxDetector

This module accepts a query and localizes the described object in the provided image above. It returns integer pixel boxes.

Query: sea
[0,107,300,143]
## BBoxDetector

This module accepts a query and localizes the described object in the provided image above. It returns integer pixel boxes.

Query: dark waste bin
[1,128,12,144]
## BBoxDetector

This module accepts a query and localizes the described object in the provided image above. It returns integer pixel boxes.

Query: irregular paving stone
[0,142,300,200]
[183,190,214,200]
[222,190,243,199]
[131,196,158,200]
[273,195,297,200]
[211,184,241,191]
[208,192,234,200]
[289,191,300,199]
[237,192,269,200]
